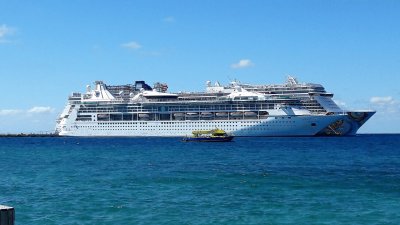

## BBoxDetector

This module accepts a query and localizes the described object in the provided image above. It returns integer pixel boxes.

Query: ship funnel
[94,81,104,91]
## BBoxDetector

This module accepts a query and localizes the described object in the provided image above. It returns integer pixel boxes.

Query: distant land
[0,133,59,137]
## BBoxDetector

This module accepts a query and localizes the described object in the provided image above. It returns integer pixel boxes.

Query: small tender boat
[182,129,234,142]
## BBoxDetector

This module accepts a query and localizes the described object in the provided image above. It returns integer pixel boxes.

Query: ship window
[311,123,316,127]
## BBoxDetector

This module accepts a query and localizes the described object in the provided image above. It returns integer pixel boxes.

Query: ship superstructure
[56,77,374,137]
[206,76,338,114]
[204,76,375,135]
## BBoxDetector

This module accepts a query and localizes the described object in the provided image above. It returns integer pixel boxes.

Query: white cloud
[0,107,55,116]
[368,96,400,118]
[0,24,14,38]
[231,59,254,69]
[0,108,58,133]
[121,41,142,50]
[0,109,23,116]
[370,96,395,105]
[0,24,16,43]
[334,100,346,107]
[163,16,176,23]
[27,106,54,114]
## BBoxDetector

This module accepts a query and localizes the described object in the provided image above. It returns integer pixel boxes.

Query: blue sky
[0,0,399,133]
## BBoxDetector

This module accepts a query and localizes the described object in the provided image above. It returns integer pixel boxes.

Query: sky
[0,0,399,133]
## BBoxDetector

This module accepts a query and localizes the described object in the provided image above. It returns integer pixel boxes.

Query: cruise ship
[55,77,375,137]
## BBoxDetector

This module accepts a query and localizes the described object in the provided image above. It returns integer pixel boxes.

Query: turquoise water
[1,135,400,224]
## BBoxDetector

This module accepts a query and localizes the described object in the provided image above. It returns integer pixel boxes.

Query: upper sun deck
[206,76,327,95]
[66,76,328,105]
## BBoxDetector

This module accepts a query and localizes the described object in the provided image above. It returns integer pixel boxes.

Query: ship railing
[77,107,275,114]
[76,104,277,113]
[71,92,82,97]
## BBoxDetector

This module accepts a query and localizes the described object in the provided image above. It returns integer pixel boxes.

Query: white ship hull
[58,115,344,137]
[56,78,375,137]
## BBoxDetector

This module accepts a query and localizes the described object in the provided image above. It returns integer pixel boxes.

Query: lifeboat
[215,112,228,117]
[138,113,150,120]
[186,112,198,118]
[97,114,109,118]
[244,112,257,117]
[230,112,243,117]
[200,112,213,118]
[174,113,185,117]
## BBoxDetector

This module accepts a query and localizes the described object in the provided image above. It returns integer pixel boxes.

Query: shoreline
[0,133,59,137]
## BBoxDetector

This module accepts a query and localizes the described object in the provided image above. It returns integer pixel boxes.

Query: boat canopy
[192,129,227,135]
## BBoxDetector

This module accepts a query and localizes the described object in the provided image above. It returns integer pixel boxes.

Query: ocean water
[1,135,400,225]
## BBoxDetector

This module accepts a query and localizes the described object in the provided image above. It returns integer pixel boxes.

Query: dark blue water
[1,135,400,224]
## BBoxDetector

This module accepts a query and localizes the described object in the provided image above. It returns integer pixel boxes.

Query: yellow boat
[182,129,234,142]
